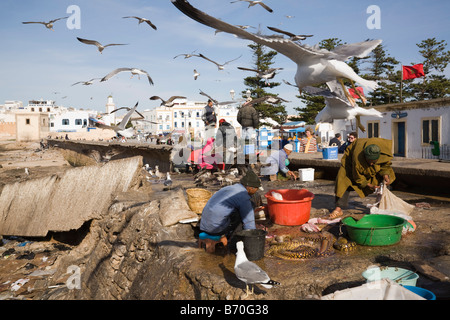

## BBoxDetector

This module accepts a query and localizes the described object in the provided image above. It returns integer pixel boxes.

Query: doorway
[393,121,406,157]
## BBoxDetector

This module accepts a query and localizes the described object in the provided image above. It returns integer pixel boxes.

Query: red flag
[349,87,364,99]
[402,64,425,80]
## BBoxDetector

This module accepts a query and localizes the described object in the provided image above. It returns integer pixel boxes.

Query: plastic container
[264,189,314,226]
[298,168,315,182]
[403,286,436,300]
[322,146,338,160]
[234,229,267,261]
[362,267,419,286]
[342,214,406,246]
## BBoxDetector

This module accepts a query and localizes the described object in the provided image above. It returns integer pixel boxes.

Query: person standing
[299,127,317,153]
[216,119,237,169]
[330,137,395,219]
[237,97,259,144]
[202,99,217,142]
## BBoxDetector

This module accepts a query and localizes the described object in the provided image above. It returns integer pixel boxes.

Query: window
[47,108,51,112]
[422,117,440,144]
[50,122,54,127]
[62,119,69,125]
[174,112,177,118]
[26,118,30,125]
[174,122,178,128]
[75,119,82,125]
[83,119,87,127]
[181,121,185,128]
[39,108,42,112]
[31,108,35,112]
[196,112,200,118]
[367,121,379,138]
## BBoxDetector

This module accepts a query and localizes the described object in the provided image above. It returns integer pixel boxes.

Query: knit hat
[240,169,261,188]
[364,144,381,160]
[219,118,226,124]
[284,143,293,151]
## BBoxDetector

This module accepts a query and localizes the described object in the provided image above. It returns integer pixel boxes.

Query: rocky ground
[0,141,449,300]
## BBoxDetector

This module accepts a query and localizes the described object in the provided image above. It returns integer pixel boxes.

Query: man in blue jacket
[199,169,261,238]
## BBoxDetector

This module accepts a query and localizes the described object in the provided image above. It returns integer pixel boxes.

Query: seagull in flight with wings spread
[76,37,128,54]
[22,16,68,30]
[230,0,273,13]
[171,0,381,107]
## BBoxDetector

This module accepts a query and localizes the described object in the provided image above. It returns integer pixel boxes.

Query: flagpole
[400,65,403,103]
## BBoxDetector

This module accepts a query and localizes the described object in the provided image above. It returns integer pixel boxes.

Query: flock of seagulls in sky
[171,0,384,131]
[21,0,385,140]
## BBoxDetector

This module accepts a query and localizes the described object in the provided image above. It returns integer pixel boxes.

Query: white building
[49,110,91,132]
[359,98,450,159]
[139,99,242,140]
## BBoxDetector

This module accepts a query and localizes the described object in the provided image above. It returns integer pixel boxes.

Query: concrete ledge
[0,156,144,237]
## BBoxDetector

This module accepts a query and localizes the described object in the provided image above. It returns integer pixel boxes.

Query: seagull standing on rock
[234,241,280,298]
[164,172,173,189]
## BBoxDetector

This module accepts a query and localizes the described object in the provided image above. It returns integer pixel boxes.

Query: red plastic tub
[264,189,315,226]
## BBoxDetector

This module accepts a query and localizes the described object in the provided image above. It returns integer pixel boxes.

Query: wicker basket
[186,188,212,214]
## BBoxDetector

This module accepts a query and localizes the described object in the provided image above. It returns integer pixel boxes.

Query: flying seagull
[267,26,313,42]
[91,102,140,138]
[149,95,186,107]
[122,16,157,30]
[243,95,290,106]
[101,68,154,85]
[303,81,382,132]
[234,241,280,298]
[22,17,68,30]
[173,51,200,59]
[171,0,381,106]
[237,67,283,85]
[76,37,128,54]
[193,69,200,80]
[196,53,242,71]
[230,0,273,13]
[198,89,237,106]
[71,78,101,86]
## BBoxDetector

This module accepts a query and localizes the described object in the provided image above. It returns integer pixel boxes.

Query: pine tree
[407,38,450,100]
[362,43,400,104]
[241,43,287,126]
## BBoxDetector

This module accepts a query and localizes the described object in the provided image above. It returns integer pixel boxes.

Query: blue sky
[0,0,449,115]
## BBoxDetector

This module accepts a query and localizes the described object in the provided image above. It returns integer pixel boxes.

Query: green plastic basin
[342,214,406,246]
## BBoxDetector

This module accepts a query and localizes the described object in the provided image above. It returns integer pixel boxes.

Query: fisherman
[260,143,297,181]
[199,169,261,239]
[330,137,395,219]
[216,118,237,169]
[202,99,217,143]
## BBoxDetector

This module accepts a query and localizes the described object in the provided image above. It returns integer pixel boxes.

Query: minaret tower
[105,95,116,125]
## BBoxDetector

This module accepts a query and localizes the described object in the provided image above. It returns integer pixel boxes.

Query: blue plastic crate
[322,146,338,160]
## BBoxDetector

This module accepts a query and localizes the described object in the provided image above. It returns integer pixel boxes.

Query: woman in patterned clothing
[299,127,317,153]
